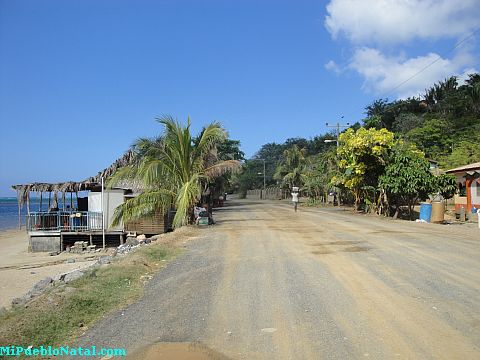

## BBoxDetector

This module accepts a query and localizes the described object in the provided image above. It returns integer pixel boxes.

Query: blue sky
[1,0,479,196]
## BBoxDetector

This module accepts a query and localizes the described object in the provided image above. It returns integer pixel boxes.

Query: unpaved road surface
[75,199,480,359]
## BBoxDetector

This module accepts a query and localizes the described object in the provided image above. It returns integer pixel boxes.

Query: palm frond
[194,123,227,160]
[133,136,164,159]
[203,160,242,180]
[107,166,139,189]
[111,189,174,227]
[137,158,171,189]
[173,174,201,228]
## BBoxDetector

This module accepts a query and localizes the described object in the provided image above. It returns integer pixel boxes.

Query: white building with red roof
[446,162,480,212]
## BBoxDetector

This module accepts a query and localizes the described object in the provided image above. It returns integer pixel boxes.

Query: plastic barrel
[419,203,432,222]
[430,202,445,223]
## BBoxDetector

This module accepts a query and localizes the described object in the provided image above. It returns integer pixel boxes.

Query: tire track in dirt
[72,199,480,359]
[320,253,479,359]
[293,207,480,348]
[255,202,480,358]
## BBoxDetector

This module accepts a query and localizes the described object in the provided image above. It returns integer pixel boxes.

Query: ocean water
[0,197,26,230]
[0,197,77,231]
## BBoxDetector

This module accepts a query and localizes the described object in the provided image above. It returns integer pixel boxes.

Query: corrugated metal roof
[445,162,480,174]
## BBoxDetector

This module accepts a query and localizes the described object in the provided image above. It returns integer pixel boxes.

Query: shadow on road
[127,342,230,360]
[214,218,270,224]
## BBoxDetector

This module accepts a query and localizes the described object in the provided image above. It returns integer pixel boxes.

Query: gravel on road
[73,199,480,359]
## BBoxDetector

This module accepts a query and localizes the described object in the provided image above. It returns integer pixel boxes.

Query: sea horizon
[0,197,78,231]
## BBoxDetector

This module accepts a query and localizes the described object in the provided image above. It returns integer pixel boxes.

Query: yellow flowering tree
[336,128,396,209]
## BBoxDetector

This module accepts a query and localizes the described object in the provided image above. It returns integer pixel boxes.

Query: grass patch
[0,243,179,349]
[142,246,171,262]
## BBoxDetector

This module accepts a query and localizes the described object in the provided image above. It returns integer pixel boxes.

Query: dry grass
[0,240,183,349]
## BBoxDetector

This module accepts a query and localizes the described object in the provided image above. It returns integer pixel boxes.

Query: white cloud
[349,47,476,98]
[324,0,480,98]
[325,0,480,44]
[324,60,341,74]
[457,68,479,84]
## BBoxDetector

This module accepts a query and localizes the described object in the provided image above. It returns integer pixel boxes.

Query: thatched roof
[12,182,96,193]
[11,150,138,207]
[85,150,136,183]
[12,182,98,207]
[88,149,145,193]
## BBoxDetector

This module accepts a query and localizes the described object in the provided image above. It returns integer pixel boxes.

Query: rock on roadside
[60,269,85,283]
[97,256,112,265]
[11,277,55,308]
[29,277,54,296]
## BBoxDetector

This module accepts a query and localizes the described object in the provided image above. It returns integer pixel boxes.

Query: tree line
[106,74,478,226]
[235,73,480,219]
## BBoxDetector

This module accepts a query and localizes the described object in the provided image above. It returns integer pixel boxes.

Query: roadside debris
[117,234,157,255]
[261,328,277,333]
[116,243,139,255]
[194,206,211,225]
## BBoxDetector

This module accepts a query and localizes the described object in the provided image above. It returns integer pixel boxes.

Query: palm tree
[303,149,338,201]
[109,115,240,228]
[274,145,307,191]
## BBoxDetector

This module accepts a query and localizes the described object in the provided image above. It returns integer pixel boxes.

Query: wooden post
[39,192,43,211]
[101,177,106,250]
[48,191,51,210]
[17,189,21,229]
[70,192,73,209]
[60,232,64,252]
[466,177,473,212]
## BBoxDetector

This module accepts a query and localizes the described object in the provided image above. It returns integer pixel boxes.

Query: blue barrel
[419,203,432,222]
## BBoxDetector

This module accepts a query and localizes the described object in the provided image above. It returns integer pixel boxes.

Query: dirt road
[75,199,480,359]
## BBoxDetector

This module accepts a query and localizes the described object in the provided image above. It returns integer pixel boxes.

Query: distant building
[445,162,480,212]
[428,159,441,176]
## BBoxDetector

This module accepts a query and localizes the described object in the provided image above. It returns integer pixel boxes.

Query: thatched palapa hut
[11,150,168,252]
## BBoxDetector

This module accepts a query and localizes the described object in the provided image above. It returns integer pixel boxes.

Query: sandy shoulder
[0,229,97,309]
[0,229,63,268]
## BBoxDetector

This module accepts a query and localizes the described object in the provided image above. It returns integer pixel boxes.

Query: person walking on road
[291,186,299,212]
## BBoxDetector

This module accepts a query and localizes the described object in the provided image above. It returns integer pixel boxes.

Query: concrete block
[30,236,61,253]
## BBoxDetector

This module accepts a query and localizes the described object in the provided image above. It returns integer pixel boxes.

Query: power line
[326,117,350,147]
[383,27,480,98]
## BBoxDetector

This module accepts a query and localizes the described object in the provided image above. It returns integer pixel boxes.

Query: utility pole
[325,117,350,207]
[255,158,266,199]
[325,116,350,147]
[263,159,266,195]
